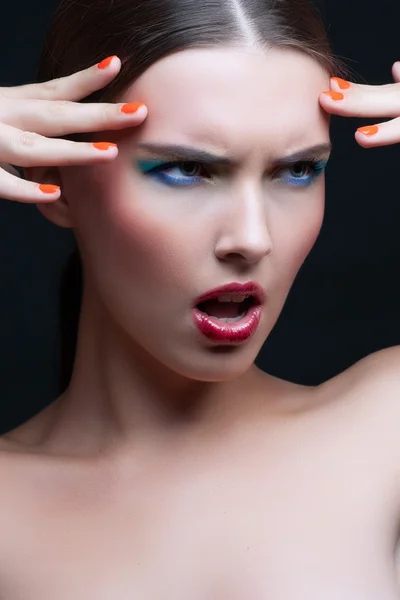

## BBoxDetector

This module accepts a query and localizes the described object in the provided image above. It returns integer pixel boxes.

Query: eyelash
[138,158,328,189]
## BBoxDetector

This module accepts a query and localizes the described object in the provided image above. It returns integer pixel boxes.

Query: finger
[0,98,148,137]
[392,61,400,83]
[0,166,61,204]
[0,122,119,168]
[0,56,121,102]
[319,77,400,119]
[355,117,400,148]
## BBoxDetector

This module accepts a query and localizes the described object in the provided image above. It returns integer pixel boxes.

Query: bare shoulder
[347,344,400,380]
[320,345,400,399]
[316,345,400,458]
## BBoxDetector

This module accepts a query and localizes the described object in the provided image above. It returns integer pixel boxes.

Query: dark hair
[35,0,347,394]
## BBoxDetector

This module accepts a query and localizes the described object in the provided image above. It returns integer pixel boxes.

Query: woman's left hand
[319,61,400,148]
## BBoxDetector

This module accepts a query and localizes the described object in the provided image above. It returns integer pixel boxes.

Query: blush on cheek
[101,199,187,291]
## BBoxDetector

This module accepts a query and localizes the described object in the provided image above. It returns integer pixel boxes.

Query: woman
[0,0,400,597]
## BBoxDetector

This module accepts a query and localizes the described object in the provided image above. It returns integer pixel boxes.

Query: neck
[47,287,266,459]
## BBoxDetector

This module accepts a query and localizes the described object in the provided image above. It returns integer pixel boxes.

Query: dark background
[1,0,399,433]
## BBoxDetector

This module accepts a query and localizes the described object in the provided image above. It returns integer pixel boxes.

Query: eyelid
[138,158,220,171]
[137,157,330,179]
[137,159,218,181]
[274,155,330,169]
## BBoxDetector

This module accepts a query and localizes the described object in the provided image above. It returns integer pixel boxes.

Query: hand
[0,55,147,203]
[319,61,400,148]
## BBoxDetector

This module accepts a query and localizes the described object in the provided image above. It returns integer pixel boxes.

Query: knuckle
[41,79,59,95]
[49,99,71,117]
[19,131,41,148]
[103,103,115,124]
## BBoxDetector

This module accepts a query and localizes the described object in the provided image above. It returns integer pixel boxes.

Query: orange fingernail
[97,56,117,69]
[39,184,60,194]
[93,142,118,151]
[357,125,379,136]
[120,102,145,114]
[323,91,345,101]
[331,77,351,89]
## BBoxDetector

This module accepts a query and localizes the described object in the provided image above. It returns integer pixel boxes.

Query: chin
[159,340,266,384]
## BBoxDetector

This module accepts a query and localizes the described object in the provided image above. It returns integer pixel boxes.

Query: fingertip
[322,91,345,102]
[135,103,148,121]
[120,102,147,116]
[392,61,400,82]
[39,184,61,196]
[318,93,337,115]
[97,55,120,70]
[354,130,374,148]
[330,77,351,91]
[94,56,121,82]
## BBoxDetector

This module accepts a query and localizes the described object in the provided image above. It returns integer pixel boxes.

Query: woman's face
[46,47,331,382]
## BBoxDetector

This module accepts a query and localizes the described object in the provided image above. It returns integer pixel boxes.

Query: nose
[214,183,273,265]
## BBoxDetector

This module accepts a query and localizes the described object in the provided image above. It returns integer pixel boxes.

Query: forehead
[120,47,330,156]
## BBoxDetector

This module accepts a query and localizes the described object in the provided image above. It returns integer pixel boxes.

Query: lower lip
[192,303,263,344]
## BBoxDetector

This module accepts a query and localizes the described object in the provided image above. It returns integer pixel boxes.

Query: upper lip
[194,281,266,307]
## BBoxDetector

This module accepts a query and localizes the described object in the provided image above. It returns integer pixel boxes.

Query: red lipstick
[192,281,265,344]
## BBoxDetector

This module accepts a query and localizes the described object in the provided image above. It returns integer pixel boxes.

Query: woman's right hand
[0,55,147,203]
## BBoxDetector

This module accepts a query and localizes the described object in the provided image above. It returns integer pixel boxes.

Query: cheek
[103,206,190,294]
[292,203,324,263]
[272,192,325,286]
[64,165,192,297]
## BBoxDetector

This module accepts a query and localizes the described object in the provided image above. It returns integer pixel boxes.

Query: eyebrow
[136,142,333,166]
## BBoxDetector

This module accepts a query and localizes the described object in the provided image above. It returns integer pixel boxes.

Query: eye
[137,160,212,187]
[137,157,329,189]
[290,163,312,177]
[178,162,205,177]
[275,159,328,188]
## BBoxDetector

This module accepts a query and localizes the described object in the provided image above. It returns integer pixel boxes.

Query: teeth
[215,314,246,323]
[217,294,251,303]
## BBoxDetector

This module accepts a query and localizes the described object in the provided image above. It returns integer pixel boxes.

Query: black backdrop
[1,0,399,433]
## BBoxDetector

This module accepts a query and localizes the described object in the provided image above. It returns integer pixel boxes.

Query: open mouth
[196,296,256,322]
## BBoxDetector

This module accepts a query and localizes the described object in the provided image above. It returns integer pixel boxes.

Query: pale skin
[1,48,400,598]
